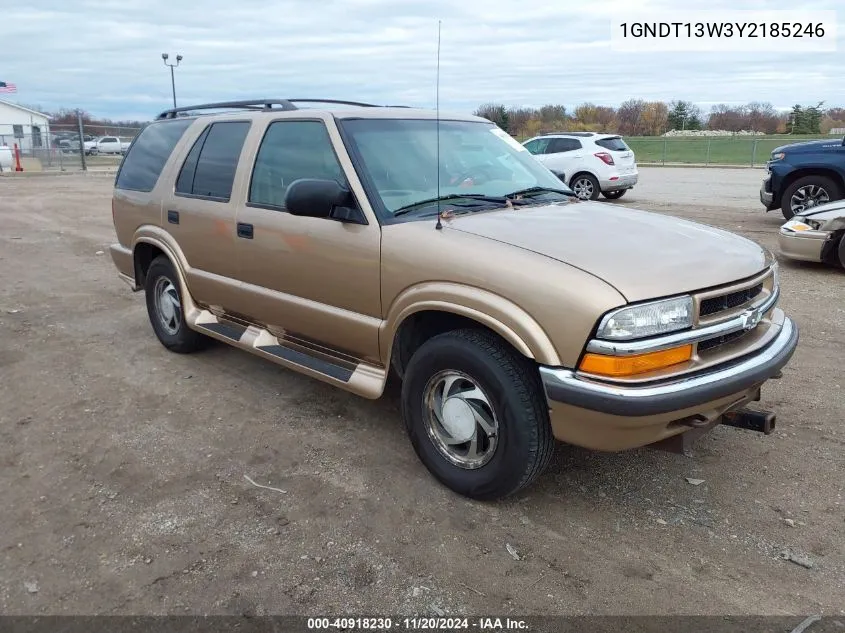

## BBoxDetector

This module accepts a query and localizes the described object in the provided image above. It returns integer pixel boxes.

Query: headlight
[771,152,786,161]
[782,219,818,232]
[596,295,693,341]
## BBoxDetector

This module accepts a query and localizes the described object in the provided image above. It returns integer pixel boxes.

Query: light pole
[161,53,183,109]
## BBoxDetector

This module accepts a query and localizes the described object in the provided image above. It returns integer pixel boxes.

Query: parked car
[108,98,798,500]
[778,198,845,268]
[522,132,638,200]
[760,137,845,219]
[84,136,130,155]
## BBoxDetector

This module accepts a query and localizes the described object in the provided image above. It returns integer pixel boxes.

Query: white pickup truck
[84,136,130,155]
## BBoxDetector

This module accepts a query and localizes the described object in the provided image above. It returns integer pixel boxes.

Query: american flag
[0,81,17,93]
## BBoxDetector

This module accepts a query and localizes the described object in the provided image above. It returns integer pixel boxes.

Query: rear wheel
[837,234,845,270]
[602,189,627,200]
[570,173,601,201]
[781,175,842,220]
[400,329,555,501]
[144,255,207,353]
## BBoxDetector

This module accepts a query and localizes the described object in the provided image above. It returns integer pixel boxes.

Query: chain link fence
[0,114,141,172]
[622,135,834,167]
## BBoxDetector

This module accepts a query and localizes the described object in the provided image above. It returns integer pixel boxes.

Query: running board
[188,309,386,399]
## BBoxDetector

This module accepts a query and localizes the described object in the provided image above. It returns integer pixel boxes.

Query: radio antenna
[435,19,443,230]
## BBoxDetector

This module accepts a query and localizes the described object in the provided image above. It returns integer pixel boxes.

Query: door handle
[237,222,253,239]
[167,210,179,224]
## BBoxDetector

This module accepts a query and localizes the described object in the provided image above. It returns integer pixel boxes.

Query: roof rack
[155,98,401,120]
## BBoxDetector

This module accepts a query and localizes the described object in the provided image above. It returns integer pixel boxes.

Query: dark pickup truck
[760,137,845,219]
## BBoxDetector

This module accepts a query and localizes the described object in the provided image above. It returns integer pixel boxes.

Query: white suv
[522,132,638,201]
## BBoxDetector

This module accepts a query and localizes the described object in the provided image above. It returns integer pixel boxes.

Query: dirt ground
[0,169,843,617]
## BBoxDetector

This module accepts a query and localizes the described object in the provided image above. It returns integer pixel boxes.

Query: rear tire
[780,175,842,220]
[144,255,207,353]
[569,173,601,201]
[602,189,627,200]
[400,328,555,501]
[837,234,845,270]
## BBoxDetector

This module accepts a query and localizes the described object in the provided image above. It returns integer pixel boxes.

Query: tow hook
[721,407,776,435]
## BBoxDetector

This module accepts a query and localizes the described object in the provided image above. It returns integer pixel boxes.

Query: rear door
[542,137,584,177]
[595,136,636,172]
[161,119,252,310]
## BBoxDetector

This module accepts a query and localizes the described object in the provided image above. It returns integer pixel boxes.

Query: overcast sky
[4,0,843,121]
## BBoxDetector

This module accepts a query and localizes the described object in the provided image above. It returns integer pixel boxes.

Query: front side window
[339,118,571,218]
[523,138,551,155]
[248,120,346,209]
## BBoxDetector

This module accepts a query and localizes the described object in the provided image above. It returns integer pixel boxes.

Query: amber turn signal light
[579,344,693,377]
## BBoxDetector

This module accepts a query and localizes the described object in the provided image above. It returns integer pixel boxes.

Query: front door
[233,117,382,362]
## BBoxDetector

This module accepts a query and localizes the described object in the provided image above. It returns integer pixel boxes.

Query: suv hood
[446,201,767,303]
[774,138,844,154]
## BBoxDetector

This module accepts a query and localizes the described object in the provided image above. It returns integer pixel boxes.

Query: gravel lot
[0,168,843,617]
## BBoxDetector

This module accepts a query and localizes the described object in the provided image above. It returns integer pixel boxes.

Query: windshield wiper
[392,194,512,217]
[504,186,575,199]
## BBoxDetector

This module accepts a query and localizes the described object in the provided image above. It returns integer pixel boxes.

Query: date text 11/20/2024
[307,617,529,630]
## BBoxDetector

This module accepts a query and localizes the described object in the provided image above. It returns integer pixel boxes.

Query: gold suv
[109,99,799,500]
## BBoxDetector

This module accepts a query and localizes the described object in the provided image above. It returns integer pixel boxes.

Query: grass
[516,133,839,166]
[620,134,835,166]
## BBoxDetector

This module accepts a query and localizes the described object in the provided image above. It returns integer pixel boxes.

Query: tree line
[475,100,845,138]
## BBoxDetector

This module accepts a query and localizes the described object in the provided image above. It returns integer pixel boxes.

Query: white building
[0,100,51,153]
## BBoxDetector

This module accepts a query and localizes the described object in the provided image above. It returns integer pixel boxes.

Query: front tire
[570,173,601,201]
[781,175,842,220]
[602,189,627,200]
[144,255,207,353]
[400,329,555,501]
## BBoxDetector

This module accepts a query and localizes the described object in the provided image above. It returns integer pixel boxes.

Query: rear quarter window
[115,119,193,192]
[595,137,630,151]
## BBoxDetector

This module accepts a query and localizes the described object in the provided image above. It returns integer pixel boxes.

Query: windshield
[339,118,573,217]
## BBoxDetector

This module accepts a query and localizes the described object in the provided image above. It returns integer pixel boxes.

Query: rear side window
[175,121,250,201]
[548,138,581,153]
[595,136,629,151]
[115,119,192,192]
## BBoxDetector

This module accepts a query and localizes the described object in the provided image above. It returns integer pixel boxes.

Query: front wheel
[602,189,627,200]
[569,173,601,201]
[400,329,555,501]
[781,175,842,220]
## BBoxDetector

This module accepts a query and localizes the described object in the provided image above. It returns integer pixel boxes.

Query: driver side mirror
[284,178,365,224]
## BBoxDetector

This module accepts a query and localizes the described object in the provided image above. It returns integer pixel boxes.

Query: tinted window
[116,119,193,192]
[595,136,630,151]
[249,120,345,209]
[183,121,250,201]
[548,138,581,153]
[175,126,210,195]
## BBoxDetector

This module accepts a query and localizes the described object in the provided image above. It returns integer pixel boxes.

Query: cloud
[3,0,843,120]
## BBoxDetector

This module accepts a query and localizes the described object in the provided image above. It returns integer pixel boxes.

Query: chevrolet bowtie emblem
[740,308,763,331]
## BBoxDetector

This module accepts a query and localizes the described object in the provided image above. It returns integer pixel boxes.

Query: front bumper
[540,316,797,418]
[599,171,638,191]
[778,227,829,262]
[760,179,774,208]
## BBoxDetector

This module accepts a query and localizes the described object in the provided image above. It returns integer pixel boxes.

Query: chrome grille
[696,329,750,352]
[699,282,764,318]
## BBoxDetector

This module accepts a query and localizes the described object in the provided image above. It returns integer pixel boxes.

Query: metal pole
[706,138,711,165]
[170,65,176,108]
[77,110,87,171]
[662,137,667,165]
[751,139,758,167]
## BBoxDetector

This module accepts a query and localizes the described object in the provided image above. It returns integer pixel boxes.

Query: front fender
[381,281,561,366]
